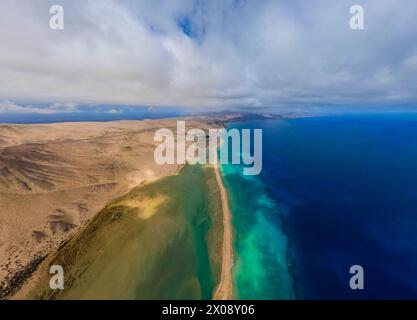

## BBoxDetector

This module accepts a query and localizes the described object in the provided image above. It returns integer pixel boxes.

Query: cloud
[0,100,79,114]
[0,0,417,109]
[106,108,121,114]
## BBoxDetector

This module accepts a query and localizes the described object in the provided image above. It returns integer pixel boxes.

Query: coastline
[221,120,296,299]
[0,117,222,300]
[213,163,234,300]
[12,163,235,300]
[1,113,302,300]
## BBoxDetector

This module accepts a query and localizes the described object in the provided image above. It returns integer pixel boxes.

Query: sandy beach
[213,163,234,300]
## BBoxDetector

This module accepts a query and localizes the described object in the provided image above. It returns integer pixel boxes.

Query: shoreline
[212,163,234,300]
[0,115,279,299]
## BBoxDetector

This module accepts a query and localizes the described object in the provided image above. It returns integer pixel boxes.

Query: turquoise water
[220,161,295,299]
[227,114,417,299]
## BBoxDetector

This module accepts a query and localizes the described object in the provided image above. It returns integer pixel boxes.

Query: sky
[1,0,417,114]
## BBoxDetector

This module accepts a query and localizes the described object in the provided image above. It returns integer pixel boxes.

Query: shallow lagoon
[29,165,223,300]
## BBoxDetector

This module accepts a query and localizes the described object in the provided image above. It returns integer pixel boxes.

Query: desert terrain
[0,118,217,298]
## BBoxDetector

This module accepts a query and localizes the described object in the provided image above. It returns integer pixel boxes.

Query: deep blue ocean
[230,114,417,299]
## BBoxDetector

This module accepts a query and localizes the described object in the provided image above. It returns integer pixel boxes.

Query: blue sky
[0,0,417,114]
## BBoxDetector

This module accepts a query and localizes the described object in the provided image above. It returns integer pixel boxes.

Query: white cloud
[0,100,79,114]
[0,0,417,109]
[107,108,121,114]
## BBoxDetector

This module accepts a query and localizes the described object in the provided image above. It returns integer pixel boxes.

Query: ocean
[226,114,417,299]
